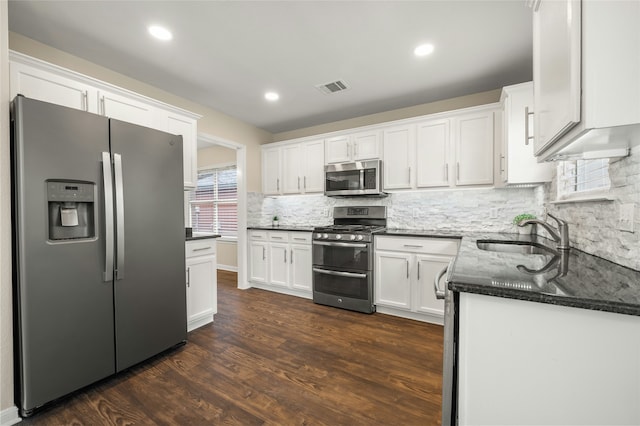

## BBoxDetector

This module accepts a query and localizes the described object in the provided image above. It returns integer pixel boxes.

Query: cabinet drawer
[249,230,268,241]
[268,231,290,242]
[186,240,217,258]
[375,236,459,256]
[289,233,312,244]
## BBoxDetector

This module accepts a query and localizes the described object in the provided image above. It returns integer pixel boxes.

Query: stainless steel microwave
[324,160,386,197]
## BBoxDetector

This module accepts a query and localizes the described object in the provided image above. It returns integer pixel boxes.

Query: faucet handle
[547,212,567,227]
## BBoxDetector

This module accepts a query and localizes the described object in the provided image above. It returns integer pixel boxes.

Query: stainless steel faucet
[518,212,570,250]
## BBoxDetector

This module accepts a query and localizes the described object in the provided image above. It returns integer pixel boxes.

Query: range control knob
[322,233,329,239]
[335,234,342,240]
[349,235,356,241]
[356,235,364,241]
[314,233,321,239]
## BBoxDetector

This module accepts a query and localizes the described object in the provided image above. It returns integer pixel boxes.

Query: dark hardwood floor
[22,270,444,425]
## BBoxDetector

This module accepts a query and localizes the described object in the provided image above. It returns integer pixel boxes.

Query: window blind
[557,159,610,198]
[189,166,237,237]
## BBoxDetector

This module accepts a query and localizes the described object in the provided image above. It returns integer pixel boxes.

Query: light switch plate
[489,208,499,219]
[619,203,635,232]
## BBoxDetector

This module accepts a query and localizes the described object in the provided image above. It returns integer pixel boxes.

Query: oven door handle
[313,268,368,279]
[313,241,368,248]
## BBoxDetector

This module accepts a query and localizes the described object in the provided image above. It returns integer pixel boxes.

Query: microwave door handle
[359,169,365,189]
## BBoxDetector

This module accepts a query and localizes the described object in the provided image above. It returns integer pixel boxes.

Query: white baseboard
[375,306,444,325]
[217,264,238,272]
[0,406,21,426]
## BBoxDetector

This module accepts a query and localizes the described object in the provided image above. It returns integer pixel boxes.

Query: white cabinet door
[325,135,351,164]
[10,61,95,112]
[186,255,216,331]
[501,83,552,185]
[454,111,494,186]
[282,144,301,194]
[375,251,412,310]
[383,125,415,190]
[302,139,325,193]
[290,244,312,291]
[532,0,581,155]
[414,255,447,316]
[416,119,451,188]
[352,130,381,161]
[262,147,282,195]
[162,112,198,189]
[98,89,155,128]
[249,241,268,284]
[268,243,289,288]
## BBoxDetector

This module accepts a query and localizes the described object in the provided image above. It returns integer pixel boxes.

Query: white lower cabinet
[374,235,458,324]
[248,230,312,298]
[185,239,217,332]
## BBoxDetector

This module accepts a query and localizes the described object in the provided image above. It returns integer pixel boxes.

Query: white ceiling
[8,1,533,135]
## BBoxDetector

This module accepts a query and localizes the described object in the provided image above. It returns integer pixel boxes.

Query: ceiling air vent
[315,80,349,95]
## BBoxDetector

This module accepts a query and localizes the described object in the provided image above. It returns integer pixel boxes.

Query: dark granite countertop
[186,234,221,241]
[248,226,315,232]
[448,232,640,317]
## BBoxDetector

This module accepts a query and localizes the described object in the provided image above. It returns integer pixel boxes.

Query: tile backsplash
[544,145,640,271]
[249,187,543,233]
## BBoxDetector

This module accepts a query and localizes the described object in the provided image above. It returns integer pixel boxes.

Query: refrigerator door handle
[102,152,114,282]
[113,153,125,280]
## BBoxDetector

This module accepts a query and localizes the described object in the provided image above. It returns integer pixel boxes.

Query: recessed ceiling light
[414,43,435,57]
[265,92,280,102]
[148,25,173,41]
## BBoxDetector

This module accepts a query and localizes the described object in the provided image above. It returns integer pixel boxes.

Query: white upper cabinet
[98,89,155,128]
[531,0,581,156]
[9,52,201,190]
[325,130,381,164]
[262,146,282,195]
[262,139,325,196]
[532,0,640,160]
[416,118,450,188]
[453,110,494,186]
[383,125,415,190]
[499,82,553,185]
[10,61,95,112]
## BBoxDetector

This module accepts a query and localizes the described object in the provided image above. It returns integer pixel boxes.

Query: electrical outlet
[322,208,329,217]
[489,208,499,219]
[619,203,635,232]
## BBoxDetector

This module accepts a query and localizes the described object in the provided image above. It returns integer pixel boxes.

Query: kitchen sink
[476,240,557,255]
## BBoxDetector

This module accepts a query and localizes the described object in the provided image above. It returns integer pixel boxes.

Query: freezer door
[11,96,115,415]
[109,119,187,372]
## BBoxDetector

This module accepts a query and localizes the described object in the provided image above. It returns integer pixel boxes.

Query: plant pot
[272,221,279,228]
[518,224,533,235]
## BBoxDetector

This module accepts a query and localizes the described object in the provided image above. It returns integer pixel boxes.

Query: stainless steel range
[312,206,387,313]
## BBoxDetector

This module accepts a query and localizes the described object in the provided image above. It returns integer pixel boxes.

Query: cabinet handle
[186,267,190,287]
[298,176,300,190]
[303,176,307,190]
[417,262,421,280]
[100,97,105,115]
[406,259,409,279]
[193,246,212,252]
[500,155,505,173]
[456,163,460,182]
[82,91,88,111]
[445,163,449,181]
[284,250,287,263]
[354,142,358,158]
[277,178,280,192]
[262,247,266,260]
[524,106,535,145]
[407,166,411,185]
[403,244,423,248]
[290,249,293,264]
[271,236,283,240]
[293,237,306,241]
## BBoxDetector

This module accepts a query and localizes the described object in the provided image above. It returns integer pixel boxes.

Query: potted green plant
[513,213,536,234]
[272,215,279,227]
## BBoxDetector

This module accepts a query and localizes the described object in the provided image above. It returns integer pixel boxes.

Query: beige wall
[198,145,237,168]
[9,32,272,192]
[196,145,238,268]
[0,1,14,416]
[272,89,502,142]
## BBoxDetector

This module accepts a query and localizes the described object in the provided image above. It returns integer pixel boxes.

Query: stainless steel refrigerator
[11,96,187,417]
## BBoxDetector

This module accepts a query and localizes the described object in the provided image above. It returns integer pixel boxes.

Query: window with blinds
[557,159,611,199]
[189,166,237,237]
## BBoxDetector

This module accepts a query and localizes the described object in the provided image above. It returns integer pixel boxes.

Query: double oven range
[312,206,386,313]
